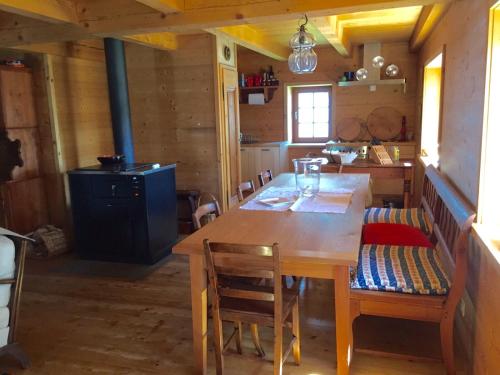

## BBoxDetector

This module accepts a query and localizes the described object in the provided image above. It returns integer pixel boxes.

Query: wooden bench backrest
[421,166,476,289]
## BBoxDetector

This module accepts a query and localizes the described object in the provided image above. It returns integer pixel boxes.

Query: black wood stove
[68,163,177,264]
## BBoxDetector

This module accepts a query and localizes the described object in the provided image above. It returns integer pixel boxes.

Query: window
[420,51,444,165]
[478,2,500,241]
[291,86,332,143]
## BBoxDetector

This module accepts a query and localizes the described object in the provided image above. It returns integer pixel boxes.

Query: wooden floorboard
[0,253,465,374]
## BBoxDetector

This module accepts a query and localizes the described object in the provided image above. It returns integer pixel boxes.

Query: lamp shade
[288,48,317,74]
[288,22,318,74]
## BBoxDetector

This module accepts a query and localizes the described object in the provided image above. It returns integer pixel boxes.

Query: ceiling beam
[0,23,92,47]
[410,2,451,51]
[208,25,288,61]
[79,0,450,36]
[311,16,351,57]
[119,32,178,50]
[135,0,184,13]
[0,0,78,24]
[13,40,105,62]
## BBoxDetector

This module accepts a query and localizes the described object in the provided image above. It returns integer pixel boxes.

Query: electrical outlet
[460,300,466,317]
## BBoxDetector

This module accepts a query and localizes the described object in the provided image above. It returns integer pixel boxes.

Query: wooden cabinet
[240,147,256,184]
[0,66,47,233]
[0,67,37,129]
[1,177,47,234]
[240,143,287,185]
[258,147,280,175]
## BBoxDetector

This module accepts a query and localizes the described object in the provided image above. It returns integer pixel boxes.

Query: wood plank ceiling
[0,0,451,57]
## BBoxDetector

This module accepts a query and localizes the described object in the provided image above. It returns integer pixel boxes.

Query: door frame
[213,62,241,212]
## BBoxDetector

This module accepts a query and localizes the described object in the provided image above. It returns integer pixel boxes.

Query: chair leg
[235,322,243,354]
[274,322,283,375]
[213,310,224,375]
[292,298,301,365]
[250,324,266,358]
[440,313,456,375]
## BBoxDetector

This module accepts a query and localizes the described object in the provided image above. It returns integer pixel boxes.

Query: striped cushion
[351,244,450,295]
[364,207,432,233]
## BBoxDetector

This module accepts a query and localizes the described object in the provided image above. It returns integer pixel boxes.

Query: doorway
[218,65,241,210]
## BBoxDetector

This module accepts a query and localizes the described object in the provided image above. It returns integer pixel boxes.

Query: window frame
[478,1,500,233]
[291,85,333,143]
[420,47,446,166]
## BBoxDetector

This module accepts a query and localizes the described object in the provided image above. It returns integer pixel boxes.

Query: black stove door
[88,199,138,258]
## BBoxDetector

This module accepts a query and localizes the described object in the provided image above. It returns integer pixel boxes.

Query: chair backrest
[421,166,476,291]
[192,195,221,230]
[203,240,282,322]
[236,180,256,202]
[257,169,273,187]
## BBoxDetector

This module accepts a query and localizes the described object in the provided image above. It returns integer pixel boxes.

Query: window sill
[419,154,439,168]
[472,223,500,266]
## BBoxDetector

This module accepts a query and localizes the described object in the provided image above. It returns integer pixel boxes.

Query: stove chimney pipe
[103,38,135,163]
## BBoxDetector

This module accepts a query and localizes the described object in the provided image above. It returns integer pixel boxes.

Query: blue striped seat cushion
[364,207,431,233]
[351,244,450,295]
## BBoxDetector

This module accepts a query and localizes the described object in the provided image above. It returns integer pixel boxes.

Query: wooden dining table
[173,172,370,375]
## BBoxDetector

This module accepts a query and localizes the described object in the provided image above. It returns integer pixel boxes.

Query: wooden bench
[350,165,476,374]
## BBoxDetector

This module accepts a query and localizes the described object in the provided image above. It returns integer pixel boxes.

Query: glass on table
[293,158,323,197]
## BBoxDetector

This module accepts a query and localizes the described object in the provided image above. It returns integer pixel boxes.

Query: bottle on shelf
[268,65,275,85]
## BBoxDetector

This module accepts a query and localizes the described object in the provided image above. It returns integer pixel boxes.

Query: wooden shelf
[337,78,406,93]
[239,85,279,104]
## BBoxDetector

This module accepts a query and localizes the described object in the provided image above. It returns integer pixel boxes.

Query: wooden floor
[0,253,465,374]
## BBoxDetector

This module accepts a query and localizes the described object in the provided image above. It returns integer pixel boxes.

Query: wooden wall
[49,54,114,172]
[238,43,418,143]
[6,35,220,233]
[126,34,220,197]
[417,0,500,373]
[26,43,113,232]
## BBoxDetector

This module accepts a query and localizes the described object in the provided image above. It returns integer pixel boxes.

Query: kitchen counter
[240,141,288,147]
[287,141,416,148]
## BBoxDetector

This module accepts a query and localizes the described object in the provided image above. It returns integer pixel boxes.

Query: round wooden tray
[336,117,363,141]
[367,107,403,141]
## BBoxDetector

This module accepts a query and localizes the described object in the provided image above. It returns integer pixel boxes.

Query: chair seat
[351,244,451,296]
[220,287,297,326]
[364,207,432,233]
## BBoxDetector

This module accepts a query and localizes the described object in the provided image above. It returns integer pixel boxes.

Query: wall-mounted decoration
[0,130,23,183]
[215,35,236,67]
[223,46,231,62]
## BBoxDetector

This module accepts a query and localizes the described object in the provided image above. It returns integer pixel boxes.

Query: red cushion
[362,223,433,248]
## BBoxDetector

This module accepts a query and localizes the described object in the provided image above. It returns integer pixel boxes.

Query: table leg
[335,266,352,375]
[190,254,208,375]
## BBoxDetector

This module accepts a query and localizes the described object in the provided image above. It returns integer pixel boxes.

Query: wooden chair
[0,229,32,369]
[194,197,267,358]
[257,169,273,188]
[203,240,301,375]
[236,180,256,202]
[350,165,476,374]
[192,193,221,230]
